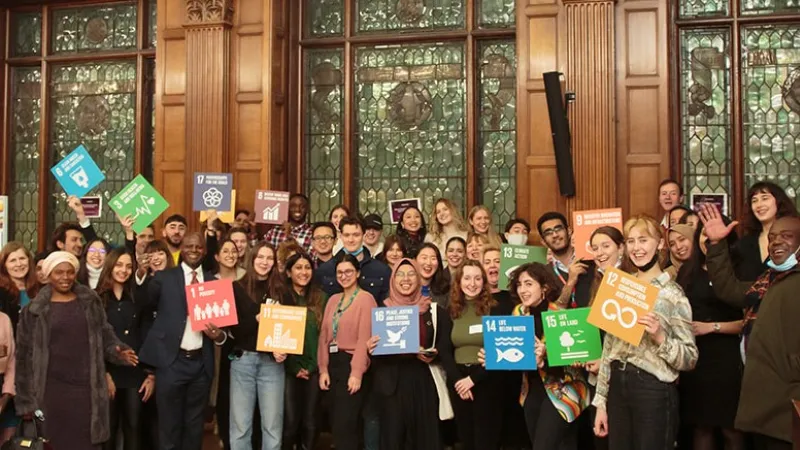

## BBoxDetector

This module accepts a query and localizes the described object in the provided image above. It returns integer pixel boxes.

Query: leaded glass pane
[679,29,732,213]
[149,0,157,48]
[679,0,729,18]
[144,59,156,181]
[305,49,344,223]
[49,61,137,243]
[11,11,42,57]
[742,25,800,206]
[479,0,516,28]
[9,68,42,249]
[478,40,516,230]
[52,4,137,55]
[356,0,465,33]
[354,43,466,224]
[741,0,800,15]
[305,0,344,37]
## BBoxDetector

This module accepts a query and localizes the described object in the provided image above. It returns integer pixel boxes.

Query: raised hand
[697,203,738,245]
[67,195,86,221]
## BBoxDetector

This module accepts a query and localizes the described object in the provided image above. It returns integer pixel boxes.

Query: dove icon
[386,328,403,344]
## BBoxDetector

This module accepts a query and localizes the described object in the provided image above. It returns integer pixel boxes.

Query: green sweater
[285,291,326,376]
[451,301,483,365]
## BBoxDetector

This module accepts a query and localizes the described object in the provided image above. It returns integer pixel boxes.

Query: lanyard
[332,287,360,342]
[553,264,577,308]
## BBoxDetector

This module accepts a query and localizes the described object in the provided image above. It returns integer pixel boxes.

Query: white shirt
[180,263,204,351]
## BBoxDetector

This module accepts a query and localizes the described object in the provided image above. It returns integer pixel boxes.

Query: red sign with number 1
[185,279,239,332]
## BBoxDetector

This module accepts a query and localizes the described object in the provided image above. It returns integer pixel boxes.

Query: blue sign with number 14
[483,315,537,371]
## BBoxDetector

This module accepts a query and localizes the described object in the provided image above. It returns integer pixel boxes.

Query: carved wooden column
[563,0,616,212]
[183,0,233,229]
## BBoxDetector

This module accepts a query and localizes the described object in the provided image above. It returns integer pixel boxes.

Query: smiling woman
[0,243,39,322]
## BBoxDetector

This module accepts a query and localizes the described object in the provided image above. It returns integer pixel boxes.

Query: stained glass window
[144,59,156,181]
[356,0,465,33]
[9,68,42,249]
[305,49,345,223]
[741,25,800,203]
[48,61,138,243]
[741,0,800,15]
[305,0,344,37]
[354,43,467,223]
[11,12,42,57]
[479,40,517,229]
[679,29,732,212]
[52,4,138,54]
[148,0,157,48]
[680,0,730,18]
[479,0,516,28]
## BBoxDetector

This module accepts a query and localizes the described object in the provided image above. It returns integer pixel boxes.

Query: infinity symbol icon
[600,299,638,329]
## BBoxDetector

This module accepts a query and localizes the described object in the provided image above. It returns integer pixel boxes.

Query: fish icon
[496,347,525,363]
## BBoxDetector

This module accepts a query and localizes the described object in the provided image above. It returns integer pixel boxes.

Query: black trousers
[328,352,366,450]
[449,364,502,450]
[606,362,678,450]
[752,434,791,450]
[523,373,577,450]
[141,390,159,450]
[283,373,320,450]
[155,354,211,450]
[104,387,142,450]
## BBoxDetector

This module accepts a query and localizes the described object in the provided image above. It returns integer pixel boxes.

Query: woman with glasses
[77,238,112,289]
[318,254,377,450]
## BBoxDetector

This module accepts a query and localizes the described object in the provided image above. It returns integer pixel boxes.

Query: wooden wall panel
[153,0,187,229]
[564,0,616,211]
[516,0,567,226]
[615,0,670,218]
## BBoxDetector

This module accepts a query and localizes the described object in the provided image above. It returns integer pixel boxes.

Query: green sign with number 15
[541,307,603,367]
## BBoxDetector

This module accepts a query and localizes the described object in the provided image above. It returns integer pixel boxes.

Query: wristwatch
[712,322,721,333]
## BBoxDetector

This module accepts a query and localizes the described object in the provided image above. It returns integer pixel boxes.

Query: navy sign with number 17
[483,315,537,370]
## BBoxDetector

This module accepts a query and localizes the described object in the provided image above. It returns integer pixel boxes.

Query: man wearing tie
[139,232,226,450]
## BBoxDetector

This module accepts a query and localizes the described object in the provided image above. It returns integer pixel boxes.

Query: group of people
[0,179,797,450]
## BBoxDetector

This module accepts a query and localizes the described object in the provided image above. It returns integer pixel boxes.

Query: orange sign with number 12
[587,268,659,346]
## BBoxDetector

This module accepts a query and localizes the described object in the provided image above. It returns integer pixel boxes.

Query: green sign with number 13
[498,244,548,290]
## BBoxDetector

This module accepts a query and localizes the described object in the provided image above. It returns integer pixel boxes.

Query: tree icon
[559,331,575,351]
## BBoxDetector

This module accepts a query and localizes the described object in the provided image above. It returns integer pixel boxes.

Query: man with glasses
[536,211,594,308]
[311,222,337,267]
[315,216,391,305]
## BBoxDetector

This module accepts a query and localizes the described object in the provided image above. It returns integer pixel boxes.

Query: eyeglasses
[336,269,356,278]
[541,225,565,238]
[313,235,335,242]
[87,248,107,255]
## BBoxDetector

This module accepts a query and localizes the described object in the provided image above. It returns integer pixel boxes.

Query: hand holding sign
[587,268,659,346]
[109,175,170,234]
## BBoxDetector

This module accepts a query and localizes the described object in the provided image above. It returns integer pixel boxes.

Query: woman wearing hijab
[15,251,138,450]
[367,259,448,450]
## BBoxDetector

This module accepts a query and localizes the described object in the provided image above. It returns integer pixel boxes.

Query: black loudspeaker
[543,71,576,197]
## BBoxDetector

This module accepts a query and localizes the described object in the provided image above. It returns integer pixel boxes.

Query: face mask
[345,246,364,257]
[766,244,800,272]
[635,252,660,273]
[507,234,527,246]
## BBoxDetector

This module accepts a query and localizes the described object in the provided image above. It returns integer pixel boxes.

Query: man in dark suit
[139,232,226,450]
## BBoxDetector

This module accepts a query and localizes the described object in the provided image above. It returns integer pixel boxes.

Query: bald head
[768,216,800,266]
[180,232,206,268]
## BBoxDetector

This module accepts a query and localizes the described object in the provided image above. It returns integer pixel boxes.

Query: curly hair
[448,260,497,319]
[742,181,798,235]
[508,262,560,306]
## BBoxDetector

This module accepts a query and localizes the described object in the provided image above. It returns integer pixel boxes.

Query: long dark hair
[508,262,559,338]
[96,248,135,307]
[214,239,239,275]
[676,218,738,291]
[284,252,326,325]
[416,243,449,296]
[742,181,798,235]
[240,242,285,303]
[77,238,111,285]
[448,260,496,319]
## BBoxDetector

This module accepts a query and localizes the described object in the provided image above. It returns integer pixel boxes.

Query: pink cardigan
[317,289,376,380]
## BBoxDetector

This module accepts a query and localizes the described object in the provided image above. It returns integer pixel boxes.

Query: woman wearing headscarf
[367,258,448,450]
[15,251,138,450]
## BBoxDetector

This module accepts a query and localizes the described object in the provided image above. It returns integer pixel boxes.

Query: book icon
[262,204,280,222]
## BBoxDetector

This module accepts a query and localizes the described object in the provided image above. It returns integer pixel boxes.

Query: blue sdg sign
[50,145,105,198]
[483,315,537,370]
